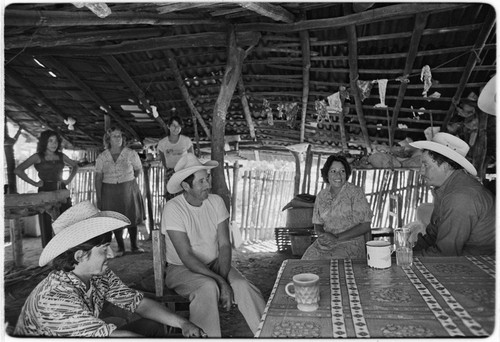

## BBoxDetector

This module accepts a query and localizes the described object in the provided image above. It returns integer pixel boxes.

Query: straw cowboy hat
[410,132,477,176]
[39,201,130,266]
[167,153,218,194]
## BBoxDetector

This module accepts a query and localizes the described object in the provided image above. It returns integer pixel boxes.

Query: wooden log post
[9,218,23,266]
[291,151,301,196]
[142,163,154,236]
[4,126,22,194]
[299,28,311,143]
[211,25,247,210]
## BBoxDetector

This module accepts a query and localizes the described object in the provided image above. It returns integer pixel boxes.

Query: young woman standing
[14,130,79,247]
[157,116,193,201]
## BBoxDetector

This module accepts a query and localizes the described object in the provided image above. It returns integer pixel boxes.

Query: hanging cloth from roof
[263,99,273,125]
[374,79,388,108]
[421,65,432,97]
[315,99,330,124]
[356,80,374,101]
[327,92,342,113]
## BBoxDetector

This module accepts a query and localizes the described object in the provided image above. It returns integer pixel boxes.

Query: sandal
[132,247,145,253]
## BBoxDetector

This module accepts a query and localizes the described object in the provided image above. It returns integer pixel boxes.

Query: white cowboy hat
[478,74,496,115]
[39,201,130,266]
[409,132,477,176]
[167,153,218,194]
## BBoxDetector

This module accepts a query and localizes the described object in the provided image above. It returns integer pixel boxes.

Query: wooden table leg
[9,218,23,266]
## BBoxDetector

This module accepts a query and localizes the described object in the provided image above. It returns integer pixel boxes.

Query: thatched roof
[3,2,496,162]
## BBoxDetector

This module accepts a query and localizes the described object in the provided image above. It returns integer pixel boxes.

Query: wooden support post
[299,29,311,143]
[471,112,489,180]
[302,145,313,194]
[142,163,154,236]
[9,218,23,267]
[211,25,246,211]
[291,151,301,196]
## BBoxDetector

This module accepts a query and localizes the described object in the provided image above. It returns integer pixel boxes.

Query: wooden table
[255,256,495,338]
[4,190,70,266]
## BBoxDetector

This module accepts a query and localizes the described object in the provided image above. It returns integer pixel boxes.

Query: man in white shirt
[161,153,265,337]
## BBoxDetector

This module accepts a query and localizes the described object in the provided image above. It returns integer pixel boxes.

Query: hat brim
[410,141,477,176]
[167,162,218,194]
[39,212,130,266]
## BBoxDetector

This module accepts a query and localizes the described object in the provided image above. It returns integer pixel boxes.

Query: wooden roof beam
[36,56,141,141]
[4,9,222,27]
[390,13,429,145]
[20,31,261,56]
[237,2,295,23]
[5,68,99,144]
[4,27,164,50]
[442,9,496,129]
[345,24,372,153]
[165,50,211,139]
[237,3,463,32]
[102,55,169,135]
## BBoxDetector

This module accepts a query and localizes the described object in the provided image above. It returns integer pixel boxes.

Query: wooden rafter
[345,24,372,152]
[21,31,261,56]
[36,56,141,141]
[442,9,496,129]
[390,12,429,145]
[4,9,222,27]
[236,3,463,32]
[4,27,164,49]
[237,77,256,139]
[165,50,211,139]
[299,28,310,143]
[5,91,75,145]
[237,2,295,23]
[5,68,98,143]
[102,55,169,134]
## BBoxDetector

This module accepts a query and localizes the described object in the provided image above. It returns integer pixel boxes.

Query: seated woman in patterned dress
[301,155,373,260]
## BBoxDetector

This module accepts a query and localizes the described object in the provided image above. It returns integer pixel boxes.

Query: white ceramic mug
[366,240,393,269]
[285,273,320,311]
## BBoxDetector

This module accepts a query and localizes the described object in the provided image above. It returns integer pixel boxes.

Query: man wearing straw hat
[13,201,205,337]
[409,132,495,256]
[162,153,265,337]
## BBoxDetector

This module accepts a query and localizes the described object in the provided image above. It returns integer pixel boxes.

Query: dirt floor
[3,228,300,337]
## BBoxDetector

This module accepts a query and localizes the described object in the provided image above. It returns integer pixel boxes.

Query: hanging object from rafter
[72,2,111,18]
[64,117,76,130]
[420,65,432,97]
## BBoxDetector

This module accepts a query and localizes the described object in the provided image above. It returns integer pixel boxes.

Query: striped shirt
[14,267,144,337]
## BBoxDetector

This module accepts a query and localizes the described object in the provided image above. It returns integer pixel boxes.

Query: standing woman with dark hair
[14,130,79,247]
[95,127,146,256]
[157,116,193,200]
[301,154,373,260]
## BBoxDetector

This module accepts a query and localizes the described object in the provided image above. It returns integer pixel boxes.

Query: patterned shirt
[95,147,142,184]
[302,182,373,260]
[14,267,144,337]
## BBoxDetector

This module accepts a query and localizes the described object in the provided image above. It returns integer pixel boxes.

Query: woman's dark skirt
[100,179,145,226]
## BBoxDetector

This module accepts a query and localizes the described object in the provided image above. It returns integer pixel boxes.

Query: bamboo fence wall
[15,160,432,243]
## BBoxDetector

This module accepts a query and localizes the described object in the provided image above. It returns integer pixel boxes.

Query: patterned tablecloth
[255,256,495,338]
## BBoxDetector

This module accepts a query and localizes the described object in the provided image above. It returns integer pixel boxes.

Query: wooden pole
[299,28,311,143]
[10,218,24,266]
[241,170,248,240]
[211,25,246,210]
[291,151,301,196]
[237,77,256,139]
[142,163,154,236]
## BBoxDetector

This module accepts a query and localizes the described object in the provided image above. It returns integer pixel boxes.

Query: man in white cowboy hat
[161,153,265,337]
[409,132,495,256]
[13,201,205,337]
